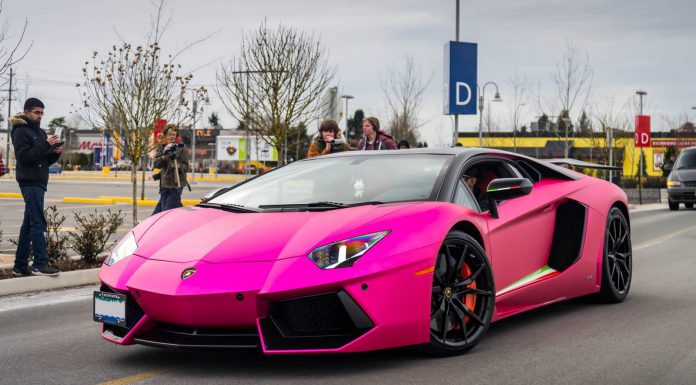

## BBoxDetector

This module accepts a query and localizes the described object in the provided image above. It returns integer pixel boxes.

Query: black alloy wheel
[425,231,495,356]
[598,207,632,303]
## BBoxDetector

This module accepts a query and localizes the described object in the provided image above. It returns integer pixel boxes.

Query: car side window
[454,178,479,211]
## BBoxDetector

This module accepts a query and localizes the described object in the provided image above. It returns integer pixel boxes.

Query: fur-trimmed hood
[10,114,32,127]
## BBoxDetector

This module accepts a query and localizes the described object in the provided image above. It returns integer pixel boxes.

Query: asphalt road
[0,206,695,385]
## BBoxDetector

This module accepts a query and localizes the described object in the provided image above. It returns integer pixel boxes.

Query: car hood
[133,203,415,264]
[673,168,696,181]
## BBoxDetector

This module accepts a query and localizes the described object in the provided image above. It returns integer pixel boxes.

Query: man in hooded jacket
[10,98,62,276]
[358,116,396,151]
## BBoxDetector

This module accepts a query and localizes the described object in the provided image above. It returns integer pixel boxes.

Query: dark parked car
[666,146,696,210]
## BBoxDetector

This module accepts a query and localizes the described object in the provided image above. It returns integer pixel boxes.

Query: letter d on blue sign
[443,41,477,115]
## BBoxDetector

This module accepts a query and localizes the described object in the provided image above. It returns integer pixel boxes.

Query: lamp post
[190,89,211,183]
[341,94,354,144]
[636,89,647,205]
[478,82,502,147]
[453,0,460,147]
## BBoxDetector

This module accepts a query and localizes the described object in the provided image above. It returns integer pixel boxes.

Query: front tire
[597,207,632,303]
[424,231,495,356]
[668,199,679,211]
[685,203,694,209]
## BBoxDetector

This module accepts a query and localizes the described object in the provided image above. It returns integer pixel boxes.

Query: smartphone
[54,127,63,138]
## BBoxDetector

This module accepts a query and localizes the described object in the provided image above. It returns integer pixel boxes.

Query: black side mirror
[486,178,533,218]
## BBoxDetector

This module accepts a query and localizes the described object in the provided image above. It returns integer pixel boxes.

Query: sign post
[635,114,651,204]
[444,41,478,146]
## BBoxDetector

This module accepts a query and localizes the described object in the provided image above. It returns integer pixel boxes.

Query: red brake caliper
[459,263,477,325]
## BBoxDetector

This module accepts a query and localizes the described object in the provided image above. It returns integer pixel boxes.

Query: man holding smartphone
[10,98,62,276]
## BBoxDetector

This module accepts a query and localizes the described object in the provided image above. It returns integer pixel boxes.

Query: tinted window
[454,180,478,211]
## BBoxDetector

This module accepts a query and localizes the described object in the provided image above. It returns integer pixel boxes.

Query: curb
[0,268,100,297]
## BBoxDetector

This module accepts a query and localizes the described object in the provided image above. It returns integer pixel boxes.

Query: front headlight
[307,231,390,269]
[106,232,138,266]
[667,180,681,188]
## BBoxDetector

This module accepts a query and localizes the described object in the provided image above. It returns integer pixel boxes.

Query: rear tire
[685,203,694,209]
[597,207,632,303]
[424,231,495,356]
[668,199,679,211]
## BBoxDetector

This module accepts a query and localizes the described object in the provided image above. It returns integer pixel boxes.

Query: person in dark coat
[358,117,397,151]
[0,149,6,177]
[10,98,62,276]
[397,140,410,149]
[153,126,188,212]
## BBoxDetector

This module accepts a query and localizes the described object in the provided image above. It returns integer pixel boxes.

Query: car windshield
[675,150,696,170]
[209,154,453,208]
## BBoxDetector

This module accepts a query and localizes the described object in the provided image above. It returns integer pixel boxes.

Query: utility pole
[453,0,460,147]
[4,68,15,172]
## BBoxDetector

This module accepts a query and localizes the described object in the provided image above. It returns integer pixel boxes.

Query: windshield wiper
[258,201,385,210]
[345,201,385,207]
[258,201,345,210]
[197,202,260,213]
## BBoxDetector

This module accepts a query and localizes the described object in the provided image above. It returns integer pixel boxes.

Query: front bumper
[667,186,696,203]
[97,245,438,354]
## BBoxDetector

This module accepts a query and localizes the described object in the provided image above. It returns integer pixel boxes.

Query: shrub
[70,209,125,263]
[44,206,70,261]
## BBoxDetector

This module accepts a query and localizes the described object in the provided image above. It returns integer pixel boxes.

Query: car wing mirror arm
[488,198,499,219]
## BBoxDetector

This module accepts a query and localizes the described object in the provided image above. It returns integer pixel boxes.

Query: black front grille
[683,181,696,187]
[99,284,144,339]
[134,323,260,349]
[260,290,374,350]
[272,292,354,335]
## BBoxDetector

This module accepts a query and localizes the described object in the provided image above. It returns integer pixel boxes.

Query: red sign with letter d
[635,115,651,147]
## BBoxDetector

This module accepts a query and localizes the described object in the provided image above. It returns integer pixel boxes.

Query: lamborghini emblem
[181,268,196,280]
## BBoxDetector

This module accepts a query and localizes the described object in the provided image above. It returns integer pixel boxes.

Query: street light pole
[341,94,354,144]
[636,89,647,205]
[478,82,502,147]
[453,0,460,147]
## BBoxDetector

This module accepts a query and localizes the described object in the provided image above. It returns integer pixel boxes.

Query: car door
[467,157,559,305]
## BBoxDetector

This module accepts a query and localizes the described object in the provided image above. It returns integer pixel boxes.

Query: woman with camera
[307,119,348,158]
[152,125,188,214]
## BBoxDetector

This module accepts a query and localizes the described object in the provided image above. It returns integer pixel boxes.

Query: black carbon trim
[548,200,587,272]
[260,290,374,350]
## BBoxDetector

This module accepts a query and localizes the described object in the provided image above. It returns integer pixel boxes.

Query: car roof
[299,146,581,181]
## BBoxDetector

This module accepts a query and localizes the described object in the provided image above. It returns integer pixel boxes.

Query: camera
[156,142,184,158]
[153,172,161,181]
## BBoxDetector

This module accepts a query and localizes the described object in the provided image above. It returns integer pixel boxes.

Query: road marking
[97,368,172,385]
[633,224,696,251]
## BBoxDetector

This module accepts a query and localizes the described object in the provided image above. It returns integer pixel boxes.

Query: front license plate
[93,291,127,327]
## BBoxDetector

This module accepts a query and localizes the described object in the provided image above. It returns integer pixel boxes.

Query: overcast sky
[3,0,695,146]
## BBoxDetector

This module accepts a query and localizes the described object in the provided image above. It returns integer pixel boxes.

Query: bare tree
[588,96,632,178]
[551,42,593,157]
[0,1,31,79]
[507,71,530,152]
[216,20,336,166]
[76,2,196,225]
[380,56,432,146]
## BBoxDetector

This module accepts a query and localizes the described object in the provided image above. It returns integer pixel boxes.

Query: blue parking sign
[443,41,477,115]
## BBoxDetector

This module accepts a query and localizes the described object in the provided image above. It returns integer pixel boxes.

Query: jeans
[152,188,183,215]
[14,186,48,269]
